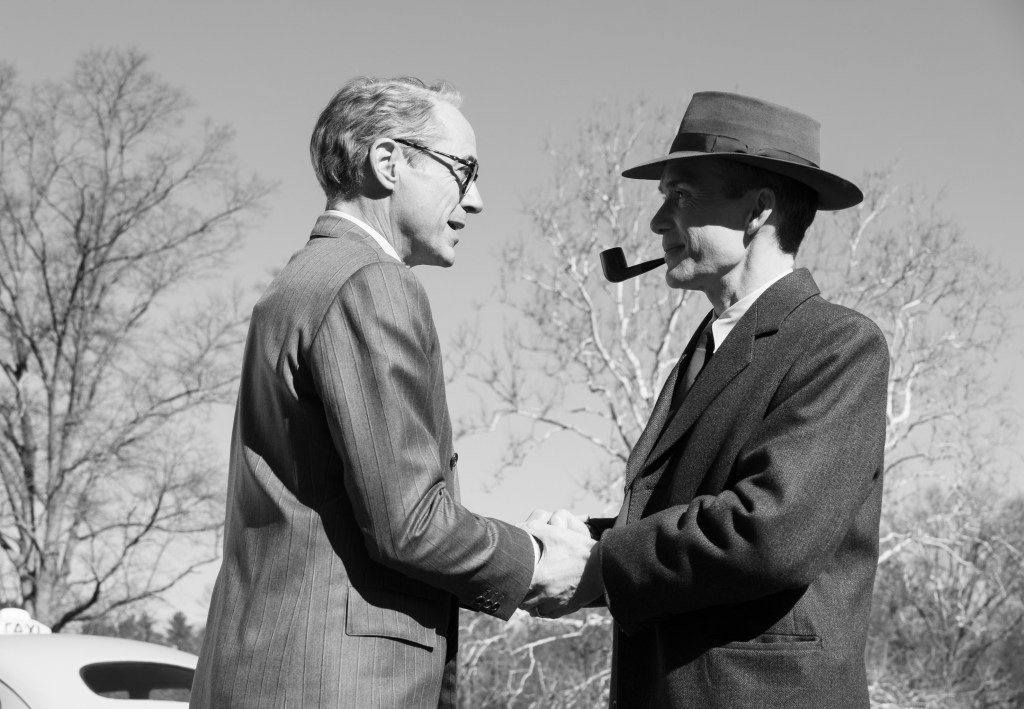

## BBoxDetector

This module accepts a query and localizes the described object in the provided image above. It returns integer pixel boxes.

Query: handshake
[519,509,605,619]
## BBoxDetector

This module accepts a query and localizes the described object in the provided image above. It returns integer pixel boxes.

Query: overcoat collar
[628,269,821,486]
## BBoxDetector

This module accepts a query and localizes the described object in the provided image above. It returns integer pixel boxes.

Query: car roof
[0,634,197,706]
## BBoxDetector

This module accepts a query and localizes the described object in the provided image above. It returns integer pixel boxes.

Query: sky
[2,0,1022,619]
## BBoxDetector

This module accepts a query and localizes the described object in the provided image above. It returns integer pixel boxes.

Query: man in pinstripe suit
[191,77,595,708]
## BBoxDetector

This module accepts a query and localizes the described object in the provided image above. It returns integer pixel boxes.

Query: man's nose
[461,181,483,214]
[650,201,671,234]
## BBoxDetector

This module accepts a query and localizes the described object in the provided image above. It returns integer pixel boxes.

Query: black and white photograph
[0,2,1021,707]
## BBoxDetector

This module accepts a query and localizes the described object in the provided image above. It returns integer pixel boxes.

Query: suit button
[449,453,459,469]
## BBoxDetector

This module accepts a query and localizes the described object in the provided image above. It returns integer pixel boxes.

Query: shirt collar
[324,209,402,262]
[710,268,793,349]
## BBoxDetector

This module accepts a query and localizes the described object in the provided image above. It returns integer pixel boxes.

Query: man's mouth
[447,220,465,231]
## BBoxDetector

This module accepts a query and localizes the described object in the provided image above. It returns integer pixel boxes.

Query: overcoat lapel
[623,310,713,490]
[628,269,822,494]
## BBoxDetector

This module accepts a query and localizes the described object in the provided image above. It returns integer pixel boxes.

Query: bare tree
[868,482,1024,709]
[800,170,1017,492]
[452,102,1023,707]
[458,610,612,709]
[0,49,271,630]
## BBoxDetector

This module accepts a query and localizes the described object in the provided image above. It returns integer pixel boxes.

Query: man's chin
[427,253,456,268]
[407,248,456,268]
[438,248,456,267]
[665,269,696,290]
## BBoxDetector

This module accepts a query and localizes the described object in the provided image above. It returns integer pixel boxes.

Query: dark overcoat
[599,269,889,709]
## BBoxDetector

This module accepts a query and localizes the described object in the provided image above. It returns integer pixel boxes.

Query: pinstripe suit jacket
[191,214,535,709]
[598,270,889,709]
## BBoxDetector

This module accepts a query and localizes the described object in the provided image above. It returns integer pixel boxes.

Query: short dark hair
[310,77,462,203]
[719,160,819,254]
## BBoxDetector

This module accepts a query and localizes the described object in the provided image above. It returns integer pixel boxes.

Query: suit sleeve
[600,313,889,633]
[309,262,534,619]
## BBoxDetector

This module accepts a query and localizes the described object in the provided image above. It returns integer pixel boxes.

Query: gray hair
[310,76,462,203]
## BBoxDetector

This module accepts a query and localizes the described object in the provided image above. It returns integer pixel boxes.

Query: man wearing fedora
[523,92,889,708]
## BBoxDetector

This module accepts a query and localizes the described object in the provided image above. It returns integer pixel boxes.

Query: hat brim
[622,152,863,211]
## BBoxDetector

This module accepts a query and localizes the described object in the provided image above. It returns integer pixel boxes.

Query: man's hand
[520,508,604,619]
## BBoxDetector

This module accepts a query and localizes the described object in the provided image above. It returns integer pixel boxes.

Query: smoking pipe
[599,247,665,282]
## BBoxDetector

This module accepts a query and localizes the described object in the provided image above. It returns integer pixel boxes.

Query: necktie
[617,322,716,526]
[672,325,715,409]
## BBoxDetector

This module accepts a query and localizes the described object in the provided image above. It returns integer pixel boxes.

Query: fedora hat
[622,91,863,210]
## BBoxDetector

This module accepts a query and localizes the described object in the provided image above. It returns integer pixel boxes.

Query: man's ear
[366,137,400,194]
[747,187,776,234]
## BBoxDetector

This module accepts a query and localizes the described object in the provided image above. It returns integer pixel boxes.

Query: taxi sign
[0,608,51,634]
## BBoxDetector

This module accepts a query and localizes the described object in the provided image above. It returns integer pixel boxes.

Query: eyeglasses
[394,138,480,197]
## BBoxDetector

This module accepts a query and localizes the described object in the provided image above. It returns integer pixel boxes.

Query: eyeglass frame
[393,138,480,197]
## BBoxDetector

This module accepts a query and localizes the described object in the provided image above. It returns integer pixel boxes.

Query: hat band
[670,132,818,168]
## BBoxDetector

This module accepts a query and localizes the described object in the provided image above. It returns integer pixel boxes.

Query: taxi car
[0,609,198,707]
